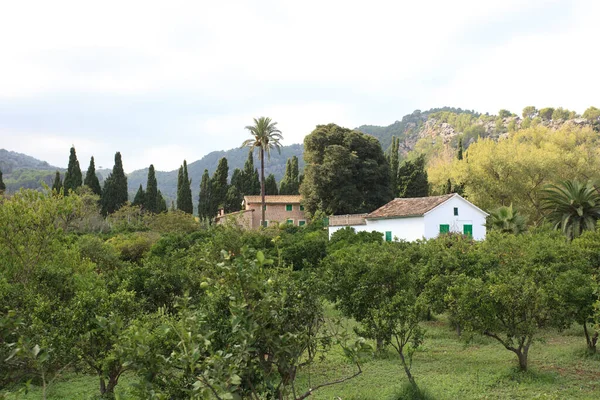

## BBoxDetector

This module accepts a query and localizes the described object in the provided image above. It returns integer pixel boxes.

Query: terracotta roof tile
[367,194,455,219]
[244,195,302,204]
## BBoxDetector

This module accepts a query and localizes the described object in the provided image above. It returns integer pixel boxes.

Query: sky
[1,0,599,173]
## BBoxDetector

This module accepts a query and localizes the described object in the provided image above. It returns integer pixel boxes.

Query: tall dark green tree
[210,157,229,217]
[388,136,400,194]
[176,160,193,214]
[101,152,128,216]
[0,169,6,193]
[145,165,159,213]
[397,155,429,198]
[265,174,279,195]
[132,184,146,208]
[157,190,168,213]
[52,171,62,194]
[84,156,102,196]
[231,168,244,194]
[241,117,283,226]
[198,169,212,222]
[63,146,83,194]
[241,151,260,195]
[444,178,452,195]
[224,185,243,213]
[457,138,464,160]
[300,123,392,215]
[279,156,300,195]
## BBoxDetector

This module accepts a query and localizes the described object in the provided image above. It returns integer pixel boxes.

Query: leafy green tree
[522,106,537,119]
[325,242,424,389]
[498,109,512,119]
[211,157,229,217]
[177,160,193,214]
[132,184,145,208]
[457,138,463,161]
[447,231,585,371]
[301,123,392,215]
[552,107,571,120]
[488,204,527,234]
[541,180,600,240]
[388,136,400,194]
[397,155,429,198]
[198,169,212,222]
[264,173,278,195]
[0,169,5,193]
[582,106,600,121]
[83,156,102,196]
[241,151,260,195]
[144,164,159,213]
[444,178,452,194]
[539,107,555,121]
[101,152,128,216]
[63,146,82,194]
[157,190,167,213]
[279,156,300,195]
[51,171,62,194]
[242,117,283,226]
[223,185,243,213]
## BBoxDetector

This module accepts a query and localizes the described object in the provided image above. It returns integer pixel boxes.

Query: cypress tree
[84,156,102,196]
[198,169,212,221]
[52,171,62,194]
[63,146,83,194]
[224,185,243,213]
[397,155,429,198]
[241,151,260,195]
[176,166,184,211]
[389,136,400,196]
[132,184,146,208]
[231,168,244,194]
[145,164,158,213]
[279,155,300,195]
[457,138,464,160]
[265,174,279,195]
[0,169,6,193]
[211,157,229,216]
[444,178,452,194]
[170,200,175,212]
[101,152,128,216]
[180,160,193,214]
[157,190,168,213]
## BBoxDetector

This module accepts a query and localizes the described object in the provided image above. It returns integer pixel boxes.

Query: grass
[4,312,600,399]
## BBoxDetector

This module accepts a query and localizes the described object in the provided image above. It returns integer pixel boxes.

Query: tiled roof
[244,195,302,204]
[367,194,455,219]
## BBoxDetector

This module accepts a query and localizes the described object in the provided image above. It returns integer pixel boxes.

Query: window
[439,224,450,234]
[300,205,305,211]
[262,220,268,227]
[287,219,294,225]
[263,204,267,211]
[286,204,293,211]
[454,207,458,216]
[385,231,392,242]
[298,220,306,226]
[463,224,473,237]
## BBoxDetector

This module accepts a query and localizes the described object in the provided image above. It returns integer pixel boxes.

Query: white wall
[423,196,487,240]
[328,217,425,241]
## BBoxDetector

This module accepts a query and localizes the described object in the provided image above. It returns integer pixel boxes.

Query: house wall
[328,217,424,241]
[216,210,253,229]
[423,196,487,240]
[246,202,306,228]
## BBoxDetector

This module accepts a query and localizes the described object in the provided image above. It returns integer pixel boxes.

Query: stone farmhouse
[328,193,488,241]
[216,195,307,229]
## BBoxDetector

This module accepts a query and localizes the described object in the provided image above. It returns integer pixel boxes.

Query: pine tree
[210,157,229,217]
[0,169,6,193]
[397,155,429,198]
[265,174,279,195]
[145,164,158,213]
[180,160,193,214]
[457,138,464,160]
[101,152,128,216]
[84,156,102,196]
[63,146,83,194]
[389,136,400,196]
[279,156,300,195]
[198,169,212,221]
[52,171,62,194]
[132,184,146,208]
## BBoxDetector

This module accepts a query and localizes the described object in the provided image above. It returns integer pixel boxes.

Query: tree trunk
[99,377,106,395]
[583,322,597,353]
[260,147,265,227]
[515,345,529,371]
[398,348,417,389]
[376,338,384,352]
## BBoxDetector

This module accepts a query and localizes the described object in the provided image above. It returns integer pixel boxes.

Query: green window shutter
[299,220,306,226]
[323,217,329,226]
[287,219,293,224]
[263,204,267,211]
[463,224,473,236]
[440,224,450,234]
[454,207,458,216]
[300,205,304,211]
[262,220,268,227]
[385,231,392,242]
[286,204,293,211]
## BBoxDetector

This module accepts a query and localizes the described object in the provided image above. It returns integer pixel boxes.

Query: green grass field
[4,315,600,400]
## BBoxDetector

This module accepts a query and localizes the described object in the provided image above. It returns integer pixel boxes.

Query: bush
[106,232,160,263]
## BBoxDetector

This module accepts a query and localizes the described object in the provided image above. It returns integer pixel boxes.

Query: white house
[328,194,488,241]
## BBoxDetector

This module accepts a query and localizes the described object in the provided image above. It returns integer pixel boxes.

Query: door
[463,224,473,237]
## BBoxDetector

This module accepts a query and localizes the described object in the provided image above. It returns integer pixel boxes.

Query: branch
[295,362,362,400]
[483,330,518,353]
[198,375,223,400]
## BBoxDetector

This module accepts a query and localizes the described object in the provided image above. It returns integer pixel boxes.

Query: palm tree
[541,180,600,240]
[488,204,527,234]
[241,117,283,226]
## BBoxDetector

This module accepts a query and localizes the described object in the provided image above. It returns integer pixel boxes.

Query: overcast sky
[1,0,598,173]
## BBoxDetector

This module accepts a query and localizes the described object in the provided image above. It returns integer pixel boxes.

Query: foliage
[522,106,537,119]
[279,156,300,195]
[0,169,4,193]
[397,155,429,198]
[211,157,229,217]
[83,156,102,196]
[388,136,400,194]
[101,152,128,216]
[301,123,392,216]
[144,164,159,213]
[541,180,600,240]
[176,160,194,214]
[198,169,212,222]
[106,232,160,263]
[131,184,145,208]
[265,173,279,195]
[487,204,527,234]
[51,171,62,194]
[241,151,261,196]
[63,146,82,195]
